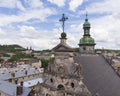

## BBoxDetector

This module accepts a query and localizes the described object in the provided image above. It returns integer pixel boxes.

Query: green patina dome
[61,32,67,38]
[83,19,90,27]
[80,36,95,44]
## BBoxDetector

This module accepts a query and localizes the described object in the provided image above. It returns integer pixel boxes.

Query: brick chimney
[16,86,23,96]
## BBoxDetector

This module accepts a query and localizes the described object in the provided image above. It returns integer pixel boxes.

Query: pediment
[52,43,73,52]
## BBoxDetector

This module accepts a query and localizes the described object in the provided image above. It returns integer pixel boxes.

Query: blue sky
[0,0,120,50]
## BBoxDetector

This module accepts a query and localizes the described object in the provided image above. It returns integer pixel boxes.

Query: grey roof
[18,77,45,87]
[0,80,31,96]
[0,68,44,80]
[112,59,120,63]
[52,43,74,52]
[75,55,120,96]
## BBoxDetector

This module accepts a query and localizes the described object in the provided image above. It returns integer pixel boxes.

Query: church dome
[80,36,95,44]
[83,19,90,28]
[61,32,67,38]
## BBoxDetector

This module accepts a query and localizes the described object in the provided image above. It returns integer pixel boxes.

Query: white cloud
[84,0,120,14]
[69,0,83,11]
[18,26,61,50]
[0,0,25,11]
[90,13,120,49]
[0,28,6,35]
[0,0,16,8]
[0,7,56,26]
[19,26,39,38]
[0,25,60,50]
[0,0,58,50]
[47,0,66,7]
[17,1,26,11]
[24,0,44,9]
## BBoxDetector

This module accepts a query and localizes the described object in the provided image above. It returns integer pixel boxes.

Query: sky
[0,0,120,50]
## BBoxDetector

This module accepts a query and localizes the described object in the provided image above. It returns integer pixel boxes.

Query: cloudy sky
[0,0,120,50]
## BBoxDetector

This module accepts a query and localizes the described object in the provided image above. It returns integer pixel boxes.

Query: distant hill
[0,44,25,53]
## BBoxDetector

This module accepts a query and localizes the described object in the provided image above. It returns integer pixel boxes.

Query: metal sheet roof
[0,68,44,80]
[0,80,31,96]
[75,55,120,96]
[18,77,45,87]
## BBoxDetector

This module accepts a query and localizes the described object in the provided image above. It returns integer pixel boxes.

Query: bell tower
[79,13,96,54]
[83,13,90,36]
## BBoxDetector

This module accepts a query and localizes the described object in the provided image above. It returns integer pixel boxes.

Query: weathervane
[59,13,68,32]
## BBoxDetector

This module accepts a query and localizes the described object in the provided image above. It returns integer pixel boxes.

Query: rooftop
[0,80,31,96]
[0,67,44,80]
[18,77,46,87]
[75,55,120,96]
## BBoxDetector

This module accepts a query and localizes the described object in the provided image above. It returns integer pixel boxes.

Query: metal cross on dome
[59,13,68,32]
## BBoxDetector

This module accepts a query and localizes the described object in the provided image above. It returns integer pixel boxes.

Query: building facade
[38,18,92,95]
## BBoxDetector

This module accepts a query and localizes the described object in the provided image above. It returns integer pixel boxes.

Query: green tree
[41,57,55,68]
[8,53,33,62]
[41,58,49,68]
[0,58,4,62]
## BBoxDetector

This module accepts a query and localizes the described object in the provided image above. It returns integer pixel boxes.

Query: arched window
[46,93,51,96]
[50,78,53,83]
[83,47,86,50]
[71,82,74,88]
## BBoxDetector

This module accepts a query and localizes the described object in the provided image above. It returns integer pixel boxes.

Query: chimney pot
[11,72,15,77]
[16,86,23,96]
[25,70,27,75]
[20,81,24,86]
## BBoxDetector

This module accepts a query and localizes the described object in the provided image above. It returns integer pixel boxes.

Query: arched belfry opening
[57,84,65,90]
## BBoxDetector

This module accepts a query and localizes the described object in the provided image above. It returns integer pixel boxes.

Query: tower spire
[59,13,68,32]
[85,11,88,21]
[86,11,88,19]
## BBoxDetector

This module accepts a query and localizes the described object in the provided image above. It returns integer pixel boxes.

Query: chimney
[25,70,27,75]
[11,72,15,77]
[15,79,18,84]
[16,86,23,96]
[20,81,24,86]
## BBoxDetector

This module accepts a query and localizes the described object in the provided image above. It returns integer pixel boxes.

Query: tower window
[50,78,53,83]
[46,93,51,96]
[57,84,65,90]
[83,47,86,50]
[71,82,74,88]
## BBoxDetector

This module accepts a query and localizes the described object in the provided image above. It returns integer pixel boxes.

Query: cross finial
[59,13,68,32]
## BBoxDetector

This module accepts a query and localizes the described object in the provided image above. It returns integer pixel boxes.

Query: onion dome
[80,36,95,44]
[83,18,90,28]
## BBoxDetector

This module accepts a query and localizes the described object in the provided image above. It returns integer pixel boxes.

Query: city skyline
[0,0,119,50]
